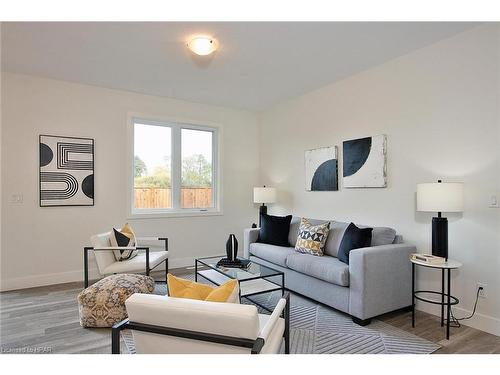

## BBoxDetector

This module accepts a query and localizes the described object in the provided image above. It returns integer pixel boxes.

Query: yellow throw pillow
[121,223,135,239]
[205,279,239,303]
[167,274,239,303]
[167,274,214,300]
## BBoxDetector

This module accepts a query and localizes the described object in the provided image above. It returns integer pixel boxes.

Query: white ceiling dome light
[187,36,218,56]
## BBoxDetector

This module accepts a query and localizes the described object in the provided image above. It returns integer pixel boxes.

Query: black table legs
[441,269,445,327]
[447,269,451,340]
[412,262,415,328]
[412,263,457,340]
[439,268,452,339]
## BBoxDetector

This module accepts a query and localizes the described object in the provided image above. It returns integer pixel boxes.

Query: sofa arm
[243,228,260,259]
[348,244,415,320]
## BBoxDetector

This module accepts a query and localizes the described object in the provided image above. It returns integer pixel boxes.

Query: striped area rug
[122,274,439,354]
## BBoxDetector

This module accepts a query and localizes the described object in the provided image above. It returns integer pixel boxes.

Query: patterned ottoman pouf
[78,274,155,328]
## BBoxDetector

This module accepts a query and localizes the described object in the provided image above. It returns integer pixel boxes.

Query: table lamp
[417,180,464,260]
[253,186,277,227]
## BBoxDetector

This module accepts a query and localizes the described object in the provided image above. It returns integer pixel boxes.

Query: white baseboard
[160,256,196,270]
[0,256,201,292]
[0,269,93,292]
[416,302,500,337]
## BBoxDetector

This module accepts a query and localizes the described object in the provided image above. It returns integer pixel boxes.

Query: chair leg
[111,319,129,354]
[284,327,290,354]
[145,248,150,276]
[165,258,169,283]
[284,293,290,354]
[164,238,168,283]
[83,247,90,288]
[111,326,121,354]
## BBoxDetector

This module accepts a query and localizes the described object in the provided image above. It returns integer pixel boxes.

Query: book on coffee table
[216,258,251,269]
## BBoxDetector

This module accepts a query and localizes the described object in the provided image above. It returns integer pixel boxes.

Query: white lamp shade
[417,182,464,212]
[253,187,277,204]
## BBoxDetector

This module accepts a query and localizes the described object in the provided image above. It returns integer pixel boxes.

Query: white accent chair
[84,233,169,288]
[111,292,290,354]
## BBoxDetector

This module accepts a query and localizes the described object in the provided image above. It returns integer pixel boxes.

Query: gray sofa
[243,217,415,325]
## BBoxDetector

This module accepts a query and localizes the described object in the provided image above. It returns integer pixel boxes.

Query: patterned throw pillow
[295,218,331,256]
[110,223,139,261]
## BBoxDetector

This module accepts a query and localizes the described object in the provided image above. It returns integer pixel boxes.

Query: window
[181,129,213,208]
[131,118,218,216]
[134,123,172,209]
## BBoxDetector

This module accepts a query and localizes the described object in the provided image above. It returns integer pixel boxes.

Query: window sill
[128,209,223,220]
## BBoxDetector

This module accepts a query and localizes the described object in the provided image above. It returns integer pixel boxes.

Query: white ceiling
[1,22,479,111]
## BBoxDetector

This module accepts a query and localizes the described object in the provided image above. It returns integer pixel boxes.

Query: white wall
[259,25,500,335]
[0,26,3,283]
[0,73,260,291]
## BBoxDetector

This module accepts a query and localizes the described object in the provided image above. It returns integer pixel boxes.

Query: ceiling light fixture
[187,36,218,56]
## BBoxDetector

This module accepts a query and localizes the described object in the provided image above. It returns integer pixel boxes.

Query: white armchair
[111,292,290,354]
[84,232,169,288]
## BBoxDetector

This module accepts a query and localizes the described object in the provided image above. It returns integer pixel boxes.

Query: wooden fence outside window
[134,187,212,209]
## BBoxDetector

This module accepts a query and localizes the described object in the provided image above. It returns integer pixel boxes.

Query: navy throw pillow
[337,222,373,264]
[258,213,293,247]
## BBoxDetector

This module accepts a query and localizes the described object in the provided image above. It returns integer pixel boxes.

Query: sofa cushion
[323,221,349,257]
[286,252,349,286]
[371,227,397,246]
[288,218,348,258]
[289,217,397,257]
[323,221,397,257]
[249,242,296,267]
[288,216,302,246]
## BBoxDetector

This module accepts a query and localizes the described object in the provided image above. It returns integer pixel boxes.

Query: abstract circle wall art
[343,135,387,188]
[305,146,338,191]
[39,135,94,206]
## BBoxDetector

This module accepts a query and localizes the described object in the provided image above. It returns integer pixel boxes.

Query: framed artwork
[305,146,338,191]
[343,134,387,188]
[39,134,94,206]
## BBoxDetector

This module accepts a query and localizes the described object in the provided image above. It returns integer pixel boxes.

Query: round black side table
[410,257,462,340]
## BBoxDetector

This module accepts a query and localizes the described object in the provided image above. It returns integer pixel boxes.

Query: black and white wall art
[305,146,338,191]
[343,135,387,188]
[39,135,94,206]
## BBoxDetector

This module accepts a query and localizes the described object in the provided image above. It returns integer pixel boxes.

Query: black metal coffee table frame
[195,256,285,313]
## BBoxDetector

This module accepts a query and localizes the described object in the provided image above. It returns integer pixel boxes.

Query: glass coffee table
[195,256,285,312]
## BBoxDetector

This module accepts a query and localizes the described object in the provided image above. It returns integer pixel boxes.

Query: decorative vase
[226,234,238,261]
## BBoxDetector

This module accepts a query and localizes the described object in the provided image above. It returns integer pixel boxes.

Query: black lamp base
[258,205,267,227]
[432,216,448,260]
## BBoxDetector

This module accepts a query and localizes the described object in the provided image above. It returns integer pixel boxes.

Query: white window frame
[128,115,221,218]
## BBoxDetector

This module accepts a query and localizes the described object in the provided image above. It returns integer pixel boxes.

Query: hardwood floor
[378,309,500,354]
[1,269,499,354]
